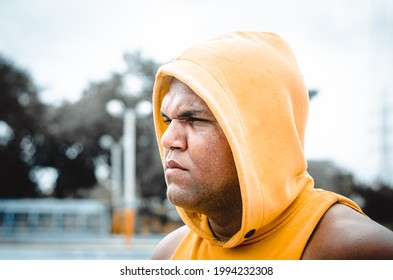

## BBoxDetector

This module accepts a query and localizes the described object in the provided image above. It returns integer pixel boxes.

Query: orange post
[123,208,136,244]
[111,209,123,234]
[112,208,136,244]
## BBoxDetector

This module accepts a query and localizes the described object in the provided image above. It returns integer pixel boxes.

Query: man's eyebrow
[178,110,205,119]
[160,110,206,119]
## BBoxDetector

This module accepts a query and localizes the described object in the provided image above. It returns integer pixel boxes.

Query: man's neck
[208,213,242,243]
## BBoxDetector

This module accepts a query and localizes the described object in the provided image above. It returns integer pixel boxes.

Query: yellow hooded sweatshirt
[152,31,363,259]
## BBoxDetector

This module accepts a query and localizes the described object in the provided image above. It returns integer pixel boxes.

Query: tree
[0,55,45,198]
[40,73,126,197]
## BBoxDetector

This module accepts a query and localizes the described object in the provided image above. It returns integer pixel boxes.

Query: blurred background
[0,0,392,259]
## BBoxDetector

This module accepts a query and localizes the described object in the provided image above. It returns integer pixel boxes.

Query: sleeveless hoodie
[152,31,363,259]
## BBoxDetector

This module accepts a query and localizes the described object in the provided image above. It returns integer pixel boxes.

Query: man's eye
[186,117,207,124]
[186,118,197,124]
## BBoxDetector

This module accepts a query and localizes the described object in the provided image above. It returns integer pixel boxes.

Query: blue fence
[0,199,110,237]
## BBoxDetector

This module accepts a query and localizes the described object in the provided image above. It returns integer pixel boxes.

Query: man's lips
[165,159,186,170]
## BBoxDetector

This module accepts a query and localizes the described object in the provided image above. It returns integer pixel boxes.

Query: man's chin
[167,190,194,210]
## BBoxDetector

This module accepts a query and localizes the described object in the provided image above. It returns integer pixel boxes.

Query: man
[151,31,393,259]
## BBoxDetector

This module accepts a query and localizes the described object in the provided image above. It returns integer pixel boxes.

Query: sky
[1,0,393,184]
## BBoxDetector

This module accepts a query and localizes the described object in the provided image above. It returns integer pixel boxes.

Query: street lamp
[105,99,152,242]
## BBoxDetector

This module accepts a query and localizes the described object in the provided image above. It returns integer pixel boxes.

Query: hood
[152,31,313,248]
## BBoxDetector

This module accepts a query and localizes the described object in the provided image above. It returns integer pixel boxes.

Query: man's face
[159,79,241,215]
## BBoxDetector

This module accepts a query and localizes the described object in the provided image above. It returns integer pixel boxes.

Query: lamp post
[122,107,137,243]
[106,98,152,242]
[123,108,137,208]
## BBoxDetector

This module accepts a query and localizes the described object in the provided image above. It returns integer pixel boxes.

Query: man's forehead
[165,78,197,100]
[161,79,209,112]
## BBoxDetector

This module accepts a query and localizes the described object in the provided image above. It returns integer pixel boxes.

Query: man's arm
[302,203,393,259]
[151,225,189,260]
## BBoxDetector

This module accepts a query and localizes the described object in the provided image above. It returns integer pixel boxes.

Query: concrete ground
[0,234,163,260]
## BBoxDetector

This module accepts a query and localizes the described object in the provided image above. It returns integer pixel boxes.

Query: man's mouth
[165,159,186,170]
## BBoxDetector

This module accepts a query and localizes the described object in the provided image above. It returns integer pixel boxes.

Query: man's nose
[161,120,187,151]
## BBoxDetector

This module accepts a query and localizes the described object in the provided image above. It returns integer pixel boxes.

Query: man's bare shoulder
[151,225,189,260]
[302,203,393,259]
